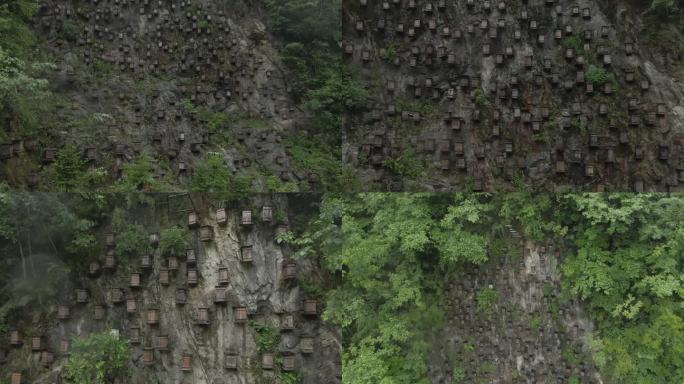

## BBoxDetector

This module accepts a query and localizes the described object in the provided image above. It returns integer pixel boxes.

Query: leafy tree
[260,0,341,44]
[561,194,684,382]
[304,66,368,133]
[112,153,168,193]
[0,46,50,104]
[115,224,150,256]
[0,190,99,327]
[0,0,38,58]
[62,332,131,384]
[648,0,684,15]
[300,194,504,383]
[159,227,190,256]
[48,145,106,191]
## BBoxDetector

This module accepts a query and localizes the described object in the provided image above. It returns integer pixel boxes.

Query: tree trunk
[17,234,26,279]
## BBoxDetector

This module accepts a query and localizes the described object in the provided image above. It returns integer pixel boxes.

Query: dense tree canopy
[561,194,684,383]
[292,193,684,384]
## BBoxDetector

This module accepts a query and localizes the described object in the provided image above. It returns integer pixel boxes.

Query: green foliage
[115,224,150,256]
[0,0,38,58]
[159,227,190,256]
[308,194,511,384]
[278,372,301,384]
[304,66,368,133]
[477,287,498,314]
[561,194,684,382]
[473,89,487,107]
[190,153,254,201]
[648,0,684,16]
[112,153,169,193]
[47,145,106,191]
[586,67,615,86]
[292,193,684,383]
[260,0,341,44]
[248,320,281,352]
[109,208,127,232]
[61,21,80,42]
[284,135,360,191]
[92,58,113,74]
[62,332,130,384]
[561,36,584,52]
[452,366,466,383]
[0,46,50,104]
[384,148,425,178]
[380,42,398,61]
[530,316,542,329]
[562,346,578,365]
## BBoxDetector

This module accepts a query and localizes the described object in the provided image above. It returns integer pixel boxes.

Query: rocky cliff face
[342,0,684,192]
[1,0,320,189]
[431,240,600,383]
[0,194,342,384]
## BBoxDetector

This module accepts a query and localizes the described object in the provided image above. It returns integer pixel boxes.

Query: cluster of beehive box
[2,199,328,383]
[0,0,311,188]
[343,0,683,191]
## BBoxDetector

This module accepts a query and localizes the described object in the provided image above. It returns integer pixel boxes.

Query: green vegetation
[278,372,302,384]
[284,135,360,191]
[384,148,425,178]
[304,66,368,133]
[190,153,254,201]
[452,366,466,383]
[0,0,37,58]
[560,194,684,382]
[561,36,584,52]
[0,190,103,331]
[46,146,106,191]
[477,287,499,314]
[61,21,80,43]
[112,153,169,193]
[248,320,281,352]
[0,0,54,144]
[259,0,364,190]
[159,227,190,256]
[586,67,615,86]
[473,89,488,108]
[648,0,684,16]
[380,42,398,61]
[115,224,150,256]
[260,0,340,44]
[180,99,231,133]
[300,194,501,383]
[62,332,131,384]
[289,193,684,384]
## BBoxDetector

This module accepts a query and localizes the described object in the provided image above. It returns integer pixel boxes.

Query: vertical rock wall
[0,194,341,384]
[432,240,601,383]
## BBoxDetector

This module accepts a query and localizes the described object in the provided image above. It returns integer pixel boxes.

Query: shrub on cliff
[115,224,150,256]
[190,153,254,202]
[159,227,190,256]
[63,332,130,384]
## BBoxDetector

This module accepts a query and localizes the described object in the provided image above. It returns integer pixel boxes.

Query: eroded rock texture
[431,241,601,384]
[343,0,684,192]
[0,195,341,384]
[1,0,316,188]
